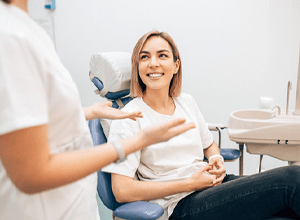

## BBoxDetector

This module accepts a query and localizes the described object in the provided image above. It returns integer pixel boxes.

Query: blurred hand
[208,156,226,186]
[85,101,143,121]
[141,118,195,145]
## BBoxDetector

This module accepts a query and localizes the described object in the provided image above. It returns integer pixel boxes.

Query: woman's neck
[142,90,175,116]
[11,0,28,12]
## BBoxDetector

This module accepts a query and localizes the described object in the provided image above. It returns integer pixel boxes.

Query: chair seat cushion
[113,201,164,220]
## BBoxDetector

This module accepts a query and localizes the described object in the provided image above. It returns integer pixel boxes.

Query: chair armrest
[113,201,164,220]
[207,123,227,131]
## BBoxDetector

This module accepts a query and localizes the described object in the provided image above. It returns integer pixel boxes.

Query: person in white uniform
[102,31,300,220]
[0,1,195,220]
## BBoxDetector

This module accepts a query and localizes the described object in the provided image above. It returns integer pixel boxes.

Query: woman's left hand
[84,101,143,121]
[208,157,226,186]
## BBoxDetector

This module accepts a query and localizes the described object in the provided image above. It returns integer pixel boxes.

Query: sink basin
[232,109,274,120]
[228,109,300,161]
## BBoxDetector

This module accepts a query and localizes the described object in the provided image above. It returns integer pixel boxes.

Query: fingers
[208,165,226,176]
[201,163,213,172]
[167,118,195,136]
[128,111,143,121]
[104,101,113,107]
[213,173,226,186]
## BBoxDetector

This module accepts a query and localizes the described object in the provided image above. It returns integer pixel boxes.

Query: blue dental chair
[89,118,165,220]
[88,52,293,220]
[89,52,165,219]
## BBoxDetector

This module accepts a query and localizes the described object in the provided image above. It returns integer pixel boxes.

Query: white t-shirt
[0,3,99,220]
[102,93,213,218]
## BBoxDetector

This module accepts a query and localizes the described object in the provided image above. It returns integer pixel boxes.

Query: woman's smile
[147,72,164,78]
[138,36,179,92]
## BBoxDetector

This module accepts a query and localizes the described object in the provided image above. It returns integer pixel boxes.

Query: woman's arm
[203,141,221,159]
[0,118,194,194]
[83,101,143,121]
[111,163,216,203]
[111,142,225,203]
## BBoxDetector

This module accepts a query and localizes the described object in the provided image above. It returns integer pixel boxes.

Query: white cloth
[102,93,213,218]
[0,3,99,220]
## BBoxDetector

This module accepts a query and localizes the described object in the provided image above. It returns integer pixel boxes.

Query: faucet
[272,106,281,115]
[286,81,292,115]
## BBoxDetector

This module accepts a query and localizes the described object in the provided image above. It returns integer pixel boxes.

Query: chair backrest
[89,119,125,211]
[89,52,133,211]
[89,51,132,108]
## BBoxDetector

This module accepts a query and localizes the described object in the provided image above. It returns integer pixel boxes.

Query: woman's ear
[173,59,180,74]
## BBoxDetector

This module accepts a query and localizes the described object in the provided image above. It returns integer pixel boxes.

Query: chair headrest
[89,52,132,101]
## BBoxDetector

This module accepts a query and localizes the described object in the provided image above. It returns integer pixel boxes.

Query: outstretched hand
[84,101,143,121]
[142,118,196,146]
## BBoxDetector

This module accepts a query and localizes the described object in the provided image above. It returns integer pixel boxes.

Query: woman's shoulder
[175,93,195,103]
[121,97,143,112]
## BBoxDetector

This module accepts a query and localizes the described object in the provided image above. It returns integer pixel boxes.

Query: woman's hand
[208,157,226,186]
[140,118,196,146]
[84,101,143,121]
[185,164,217,191]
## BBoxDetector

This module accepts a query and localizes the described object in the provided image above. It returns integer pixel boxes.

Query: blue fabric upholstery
[220,148,241,161]
[112,97,133,109]
[88,119,164,219]
[113,201,164,220]
[91,74,130,100]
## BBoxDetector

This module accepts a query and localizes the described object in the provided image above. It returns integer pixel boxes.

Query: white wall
[28,1,300,219]
[30,0,300,180]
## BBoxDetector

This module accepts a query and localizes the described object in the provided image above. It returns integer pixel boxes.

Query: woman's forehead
[141,36,171,52]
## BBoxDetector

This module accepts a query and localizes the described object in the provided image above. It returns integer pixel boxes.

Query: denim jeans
[170,166,300,220]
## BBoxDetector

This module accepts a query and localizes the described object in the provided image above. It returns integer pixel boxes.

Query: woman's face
[138,36,180,94]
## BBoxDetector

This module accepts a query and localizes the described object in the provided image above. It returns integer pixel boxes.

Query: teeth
[149,73,163,78]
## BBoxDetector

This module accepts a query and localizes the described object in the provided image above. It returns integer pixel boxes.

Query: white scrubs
[0,2,99,220]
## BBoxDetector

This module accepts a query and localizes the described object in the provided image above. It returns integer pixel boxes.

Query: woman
[0,1,195,219]
[102,31,300,220]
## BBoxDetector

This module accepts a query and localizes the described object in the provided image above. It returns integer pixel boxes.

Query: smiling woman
[102,30,300,220]
[138,36,180,102]
[131,31,182,98]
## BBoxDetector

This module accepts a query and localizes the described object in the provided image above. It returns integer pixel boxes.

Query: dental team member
[102,31,300,220]
[0,1,195,219]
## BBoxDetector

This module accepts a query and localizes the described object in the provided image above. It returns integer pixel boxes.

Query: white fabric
[0,3,99,220]
[90,52,132,92]
[102,93,213,219]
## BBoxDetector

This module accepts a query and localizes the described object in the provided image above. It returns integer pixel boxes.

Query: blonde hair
[131,31,182,98]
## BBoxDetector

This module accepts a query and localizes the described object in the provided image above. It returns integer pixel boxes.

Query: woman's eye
[159,54,167,58]
[140,55,148,60]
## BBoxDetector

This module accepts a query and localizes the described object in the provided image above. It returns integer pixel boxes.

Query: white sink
[228,109,300,161]
[232,109,275,120]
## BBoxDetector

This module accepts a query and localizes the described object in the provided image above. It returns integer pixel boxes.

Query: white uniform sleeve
[188,95,213,149]
[101,117,141,178]
[0,34,48,135]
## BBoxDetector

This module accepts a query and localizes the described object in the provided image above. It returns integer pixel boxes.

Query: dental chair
[88,52,292,220]
[89,118,164,220]
[89,52,165,220]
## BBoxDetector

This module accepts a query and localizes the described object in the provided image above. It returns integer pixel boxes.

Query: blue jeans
[170,166,300,220]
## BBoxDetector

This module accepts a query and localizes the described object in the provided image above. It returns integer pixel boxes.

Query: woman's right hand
[185,164,217,192]
[141,118,195,146]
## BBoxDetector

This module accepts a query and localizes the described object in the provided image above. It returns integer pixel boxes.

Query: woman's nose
[149,57,159,68]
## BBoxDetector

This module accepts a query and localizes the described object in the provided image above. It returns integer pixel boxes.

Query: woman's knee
[276,166,300,185]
